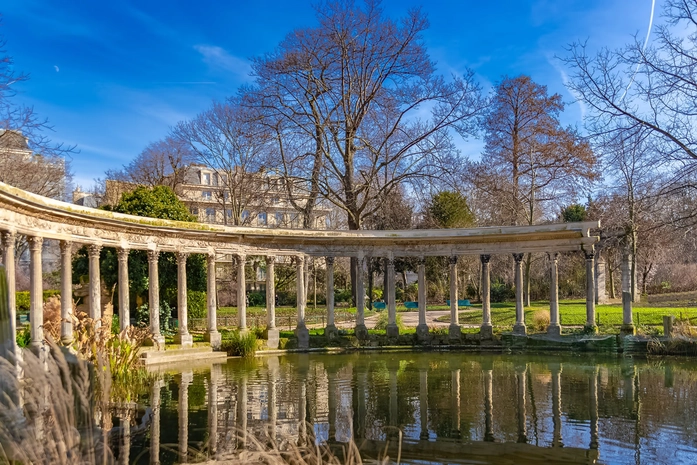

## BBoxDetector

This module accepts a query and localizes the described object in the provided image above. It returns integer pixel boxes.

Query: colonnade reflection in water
[115,353,697,465]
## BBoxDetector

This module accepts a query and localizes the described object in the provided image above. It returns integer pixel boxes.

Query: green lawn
[442,300,697,327]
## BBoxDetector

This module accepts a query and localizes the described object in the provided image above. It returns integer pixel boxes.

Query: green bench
[373,302,386,310]
[446,299,471,307]
[404,301,418,309]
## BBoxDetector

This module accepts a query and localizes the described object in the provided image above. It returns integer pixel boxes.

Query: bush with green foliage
[490,281,515,302]
[373,311,404,331]
[221,331,257,357]
[187,290,207,319]
[134,301,173,334]
[16,326,30,347]
[334,289,352,303]
[247,291,265,307]
[15,289,61,314]
[275,291,296,306]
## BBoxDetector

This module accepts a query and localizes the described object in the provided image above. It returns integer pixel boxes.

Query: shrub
[373,311,404,331]
[531,310,550,332]
[221,330,257,357]
[334,288,352,303]
[15,290,61,314]
[248,291,265,307]
[275,291,297,306]
[490,281,515,302]
[187,290,207,319]
[16,326,30,347]
[134,301,173,334]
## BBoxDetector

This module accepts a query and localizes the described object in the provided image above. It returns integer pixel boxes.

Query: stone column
[388,364,398,437]
[295,255,309,348]
[584,247,597,333]
[356,368,368,439]
[448,256,461,341]
[551,363,563,447]
[117,407,132,465]
[266,357,278,442]
[480,255,492,340]
[150,378,163,465]
[483,361,494,442]
[237,372,248,449]
[516,364,527,443]
[204,252,221,349]
[451,368,461,438]
[596,253,608,304]
[207,364,220,459]
[548,252,561,336]
[1,232,17,351]
[60,240,74,344]
[87,244,102,323]
[116,248,130,333]
[419,368,429,440]
[416,257,429,341]
[174,252,193,347]
[236,254,247,331]
[265,256,279,349]
[386,254,399,338]
[355,251,368,340]
[28,236,44,354]
[513,253,526,335]
[178,370,192,463]
[147,249,165,347]
[324,257,338,339]
[621,248,635,336]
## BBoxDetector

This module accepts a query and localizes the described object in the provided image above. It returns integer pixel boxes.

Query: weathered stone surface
[386,323,399,338]
[265,328,280,350]
[203,331,221,350]
[295,325,310,349]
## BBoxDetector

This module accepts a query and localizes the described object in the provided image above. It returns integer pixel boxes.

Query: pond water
[121,352,697,464]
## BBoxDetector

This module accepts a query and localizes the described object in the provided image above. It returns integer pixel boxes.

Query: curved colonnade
[0,182,605,353]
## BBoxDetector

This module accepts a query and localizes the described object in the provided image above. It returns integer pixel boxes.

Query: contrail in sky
[619,0,656,101]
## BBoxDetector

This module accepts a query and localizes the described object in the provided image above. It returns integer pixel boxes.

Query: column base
[583,324,598,335]
[448,324,462,341]
[265,327,280,349]
[480,324,493,340]
[60,335,73,346]
[416,324,430,342]
[386,323,400,338]
[547,324,562,337]
[295,325,310,349]
[620,324,636,337]
[512,324,527,336]
[355,324,369,340]
[203,330,222,350]
[324,324,339,339]
[173,332,193,348]
[145,334,166,349]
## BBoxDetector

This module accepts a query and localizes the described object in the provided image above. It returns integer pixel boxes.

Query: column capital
[176,251,189,263]
[584,247,595,260]
[296,255,305,265]
[513,253,524,263]
[418,256,426,266]
[1,230,16,248]
[207,250,216,260]
[449,255,458,265]
[325,256,334,266]
[60,240,73,255]
[117,247,130,261]
[385,257,395,268]
[480,254,491,264]
[267,255,277,264]
[548,251,560,261]
[234,253,246,263]
[87,243,102,257]
[28,236,44,250]
[147,249,160,262]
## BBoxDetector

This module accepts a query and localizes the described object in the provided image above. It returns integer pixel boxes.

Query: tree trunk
[608,256,616,299]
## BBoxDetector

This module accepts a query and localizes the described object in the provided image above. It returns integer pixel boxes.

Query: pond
[120,352,697,464]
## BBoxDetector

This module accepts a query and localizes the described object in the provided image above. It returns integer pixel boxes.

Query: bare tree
[105,136,195,193]
[174,100,275,226]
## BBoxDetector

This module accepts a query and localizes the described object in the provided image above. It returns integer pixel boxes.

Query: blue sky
[2,0,656,188]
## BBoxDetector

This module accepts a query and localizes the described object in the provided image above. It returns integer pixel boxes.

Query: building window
[258,212,267,225]
[275,212,284,225]
[202,190,212,200]
[290,212,299,227]
[202,172,211,185]
[226,209,233,218]
[242,210,249,221]
[205,208,216,222]
[272,196,280,204]
[190,207,199,215]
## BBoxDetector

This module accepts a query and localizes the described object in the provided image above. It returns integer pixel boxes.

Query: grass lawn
[431,299,697,327]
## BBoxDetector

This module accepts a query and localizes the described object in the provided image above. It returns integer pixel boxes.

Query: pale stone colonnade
[0,182,612,353]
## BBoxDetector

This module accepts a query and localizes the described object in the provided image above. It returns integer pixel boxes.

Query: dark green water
[122,352,697,464]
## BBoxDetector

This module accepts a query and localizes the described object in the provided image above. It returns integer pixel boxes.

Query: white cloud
[54,65,60,72]
[194,45,252,81]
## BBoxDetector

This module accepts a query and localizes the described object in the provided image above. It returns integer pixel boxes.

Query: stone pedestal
[386,323,399,338]
[265,327,280,349]
[295,325,309,349]
[416,324,430,342]
[145,334,166,348]
[204,330,222,350]
[512,323,527,336]
[448,324,461,342]
[324,324,338,339]
[620,324,636,337]
[355,324,369,340]
[173,332,193,347]
[584,323,598,334]
[480,323,493,340]
[547,324,561,337]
